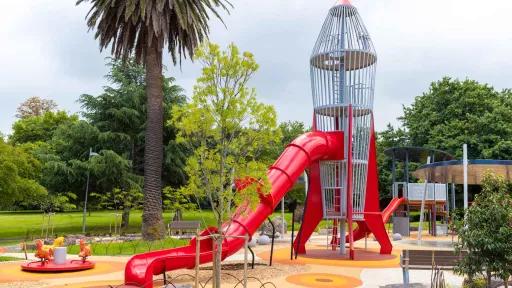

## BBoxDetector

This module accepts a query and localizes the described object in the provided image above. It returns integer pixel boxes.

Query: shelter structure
[384,147,454,236]
[413,159,512,204]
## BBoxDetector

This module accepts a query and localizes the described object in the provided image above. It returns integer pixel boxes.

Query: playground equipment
[110,212,122,235]
[385,147,454,237]
[121,1,404,287]
[21,237,95,272]
[78,239,92,262]
[40,212,56,239]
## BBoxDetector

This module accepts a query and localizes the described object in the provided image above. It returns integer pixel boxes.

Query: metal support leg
[248,246,255,269]
[402,250,410,288]
[340,219,346,255]
[290,210,295,260]
[268,218,275,266]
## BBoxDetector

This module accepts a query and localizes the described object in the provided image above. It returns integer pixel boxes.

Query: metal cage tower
[312,1,377,221]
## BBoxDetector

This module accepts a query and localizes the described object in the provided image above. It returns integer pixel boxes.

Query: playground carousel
[20,237,94,272]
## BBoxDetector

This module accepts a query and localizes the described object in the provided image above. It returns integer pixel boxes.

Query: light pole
[82,148,99,234]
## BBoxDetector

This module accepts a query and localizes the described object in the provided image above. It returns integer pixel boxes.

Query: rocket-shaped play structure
[294,0,398,259]
[121,1,402,287]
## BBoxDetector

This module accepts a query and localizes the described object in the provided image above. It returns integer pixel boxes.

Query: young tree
[455,173,512,288]
[91,187,143,230]
[78,0,232,240]
[173,43,280,287]
[162,186,197,221]
[16,96,57,119]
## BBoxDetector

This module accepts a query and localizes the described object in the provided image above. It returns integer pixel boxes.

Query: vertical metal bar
[451,183,456,211]
[290,209,295,260]
[243,234,248,288]
[463,144,468,209]
[195,230,200,288]
[280,199,285,237]
[347,104,355,259]
[418,156,431,244]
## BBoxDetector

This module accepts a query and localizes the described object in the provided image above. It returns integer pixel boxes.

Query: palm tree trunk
[142,37,165,241]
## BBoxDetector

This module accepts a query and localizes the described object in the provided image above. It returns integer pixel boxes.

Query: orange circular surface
[0,260,125,283]
[51,280,124,288]
[259,246,400,268]
[286,273,362,288]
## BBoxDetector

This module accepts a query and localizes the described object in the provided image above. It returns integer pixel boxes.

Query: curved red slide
[348,197,405,243]
[123,131,344,287]
[382,197,406,223]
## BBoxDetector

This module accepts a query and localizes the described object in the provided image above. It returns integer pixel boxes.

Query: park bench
[167,221,201,238]
[401,249,467,287]
[401,249,466,270]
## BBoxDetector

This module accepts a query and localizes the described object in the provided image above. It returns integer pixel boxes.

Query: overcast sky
[1,0,512,135]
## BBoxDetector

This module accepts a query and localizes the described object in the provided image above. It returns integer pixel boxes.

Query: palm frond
[77,0,231,65]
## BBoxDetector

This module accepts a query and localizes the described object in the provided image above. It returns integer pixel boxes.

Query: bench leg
[402,266,409,288]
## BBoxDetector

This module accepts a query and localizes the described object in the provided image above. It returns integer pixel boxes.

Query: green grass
[66,238,190,256]
[0,256,23,262]
[0,209,443,245]
[0,210,216,244]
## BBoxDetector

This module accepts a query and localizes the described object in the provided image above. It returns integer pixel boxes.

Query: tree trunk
[487,270,492,288]
[214,235,223,288]
[173,209,183,221]
[141,37,165,241]
[121,207,130,231]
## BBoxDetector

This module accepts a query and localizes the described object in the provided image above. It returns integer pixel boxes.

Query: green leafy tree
[270,121,307,209]
[455,173,512,288]
[16,96,57,119]
[27,120,140,220]
[78,0,232,241]
[89,150,143,228]
[79,58,188,188]
[173,43,280,287]
[10,111,78,144]
[91,187,143,231]
[35,192,77,213]
[0,140,47,209]
[401,77,512,159]
[162,186,197,221]
[376,124,410,205]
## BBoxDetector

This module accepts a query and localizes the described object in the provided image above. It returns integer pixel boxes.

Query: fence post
[195,230,200,288]
[244,234,248,288]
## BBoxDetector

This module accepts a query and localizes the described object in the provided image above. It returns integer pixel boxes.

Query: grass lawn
[0,210,216,244]
[0,209,442,245]
[0,256,23,262]
[67,238,190,256]
[0,210,294,244]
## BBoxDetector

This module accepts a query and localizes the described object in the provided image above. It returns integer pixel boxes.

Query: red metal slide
[347,197,406,244]
[382,197,406,223]
[123,131,344,287]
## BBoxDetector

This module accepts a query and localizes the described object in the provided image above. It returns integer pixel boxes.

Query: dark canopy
[384,147,454,163]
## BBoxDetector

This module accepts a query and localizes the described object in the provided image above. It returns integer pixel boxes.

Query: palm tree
[77,0,231,240]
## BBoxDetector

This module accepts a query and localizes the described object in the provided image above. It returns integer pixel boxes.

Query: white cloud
[1,0,512,135]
